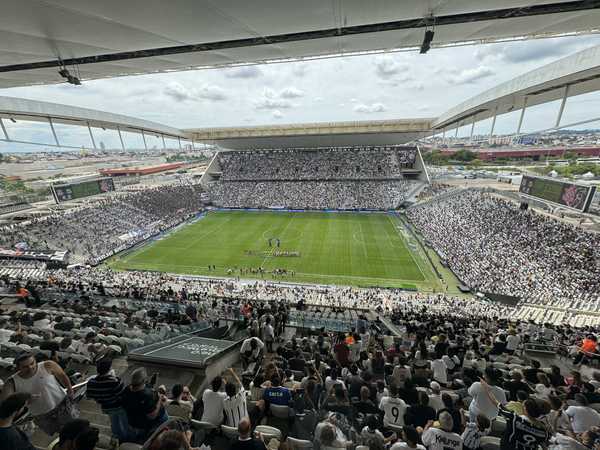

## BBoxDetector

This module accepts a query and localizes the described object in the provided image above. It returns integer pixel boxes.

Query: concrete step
[80,409,111,427]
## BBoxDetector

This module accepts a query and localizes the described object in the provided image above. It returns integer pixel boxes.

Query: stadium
[0,2,600,450]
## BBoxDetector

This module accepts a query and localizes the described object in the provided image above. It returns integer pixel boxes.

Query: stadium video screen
[519,175,596,212]
[51,178,115,203]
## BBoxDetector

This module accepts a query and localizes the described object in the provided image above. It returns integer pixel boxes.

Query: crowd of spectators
[218,147,417,181]
[210,147,419,210]
[0,183,204,265]
[3,266,600,448]
[210,180,412,210]
[407,189,600,311]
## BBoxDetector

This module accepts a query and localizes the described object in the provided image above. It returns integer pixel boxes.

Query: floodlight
[420,30,434,54]
[58,67,81,85]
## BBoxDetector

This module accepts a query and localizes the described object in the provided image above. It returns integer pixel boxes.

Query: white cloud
[353,102,387,113]
[254,88,293,110]
[163,81,227,102]
[410,82,425,91]
[164,82,191,102]
[374,55,407,79]
[280,87,304,98]
[254,87,304,109]
[225,66,262,78]
[292,64,308,77]
[475,37,588,64]
[272,110,283,119]
[197,84,227,101]
[446,66,494,85]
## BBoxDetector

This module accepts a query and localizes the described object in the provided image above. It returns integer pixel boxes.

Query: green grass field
[110,210,442,289]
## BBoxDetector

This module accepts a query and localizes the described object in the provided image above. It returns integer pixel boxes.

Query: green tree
[453,149,477,162]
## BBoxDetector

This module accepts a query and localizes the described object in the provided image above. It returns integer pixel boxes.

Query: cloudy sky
[2,34,600,152]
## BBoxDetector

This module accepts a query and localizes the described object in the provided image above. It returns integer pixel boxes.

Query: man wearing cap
[121,368,167,443]
[421,411,463,450]
[0,352,77,436]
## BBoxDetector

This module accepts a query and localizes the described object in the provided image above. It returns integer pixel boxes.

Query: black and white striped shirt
[223,388,249,427]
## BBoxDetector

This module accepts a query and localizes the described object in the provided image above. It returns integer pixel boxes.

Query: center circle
[260,227,304,244]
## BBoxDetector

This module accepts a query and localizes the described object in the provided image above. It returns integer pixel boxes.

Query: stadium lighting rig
[58,61,81,85]
[420,16,435,54]
[420,30,435,54]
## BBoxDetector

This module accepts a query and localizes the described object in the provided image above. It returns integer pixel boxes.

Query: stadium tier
[407,189,600,311]
[0,184,204,265]
[205,146,425,210]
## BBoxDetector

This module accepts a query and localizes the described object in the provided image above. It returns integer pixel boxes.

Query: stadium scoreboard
[51,177,115,203]
[519,175,596,212]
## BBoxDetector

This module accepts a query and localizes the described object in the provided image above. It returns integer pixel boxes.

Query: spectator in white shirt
[565,394,600,434]
[506,329,520,354]
[431,353,448,386]
[468,368,507,421]
[201,377,227,426]
[428,381,445,412]
[421,411,463,450]
[240,337,264,370]
[222,369,248,428]
[390,425,425,450]
[379,384,407,428]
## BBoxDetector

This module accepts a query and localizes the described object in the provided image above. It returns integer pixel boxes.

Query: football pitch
[110,210,440,289]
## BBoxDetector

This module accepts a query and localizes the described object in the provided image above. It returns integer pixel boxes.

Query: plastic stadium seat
[286,436,314,449]
[481,436,501,450]
[490,418,506,437]
[270,404,290,419]
[255,425,282,441]
[119,443,142,450]
[47,437,59,450]
[590,403,600,413]
[166,403,192,421]
[191,420,218,431]
[291,370,304,380]
[108,344,123,354]
[220,424,239,440]
[0,358,13,369]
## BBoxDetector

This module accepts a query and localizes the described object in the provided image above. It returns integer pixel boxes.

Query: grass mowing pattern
[110,210,429,288]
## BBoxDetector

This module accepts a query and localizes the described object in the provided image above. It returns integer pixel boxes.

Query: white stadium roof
[1,0,600,88]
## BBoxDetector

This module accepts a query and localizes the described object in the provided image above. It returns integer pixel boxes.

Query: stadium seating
[209,147,420,210]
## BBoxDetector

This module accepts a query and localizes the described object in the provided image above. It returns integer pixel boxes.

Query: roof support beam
[48,117,60,147]
[555,84,570,128]
[517,97,528,135]
[141,130,147,150]
[489,107,498,142]
[117,126,125,151]
[87,122,96,149]
[2,1,600,73]
[0,118,8,140]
